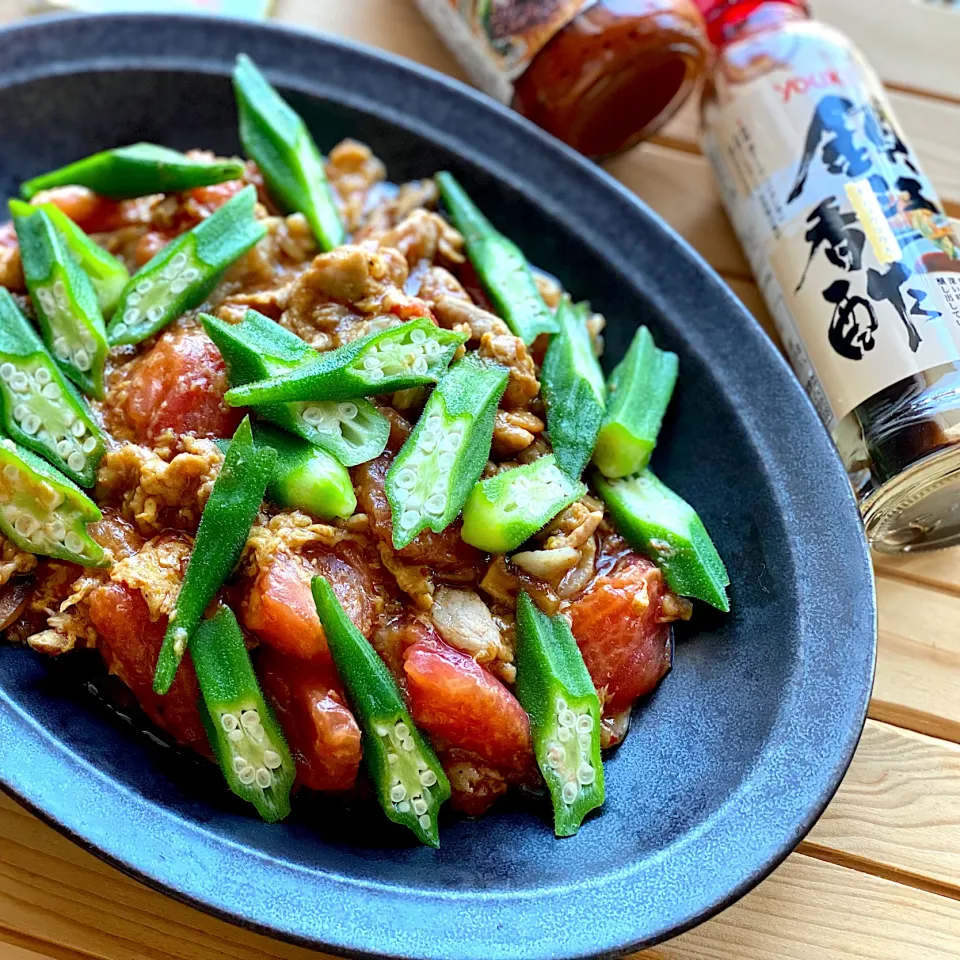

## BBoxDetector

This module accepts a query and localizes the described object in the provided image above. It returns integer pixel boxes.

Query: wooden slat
[872,574,960,743]
[0,794,330,960]
[0,938,85,960]
[651,853,960,960]
[810,0,960,103]
[874,546,960,597]
[3,773,960,960]
[603,145,752,279]
[273,0,465,78]
[805,719,960,896]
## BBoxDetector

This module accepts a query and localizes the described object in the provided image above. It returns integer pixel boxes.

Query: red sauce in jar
[513,0,710,156]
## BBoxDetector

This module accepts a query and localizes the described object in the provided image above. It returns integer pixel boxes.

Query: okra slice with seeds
[515,592,604,837]
[21,143,245,201]
[0,289,105,487]
[234,54,345,251]
[386,353,508,550]
[201,311,389,467]
[595,469,730,612]
[541,298,606,479]
[0,438,105,566]
[434,171,558,344]
[12,205,108,398]
[108,185,267,346]
[219,423,356,520]
[10,199,129,318]
[224,318,467,407]
[461,455,586,554]
[153,416,277,696]
[191,605,295,823]
[594,326,678,479]
[312,576,450,847]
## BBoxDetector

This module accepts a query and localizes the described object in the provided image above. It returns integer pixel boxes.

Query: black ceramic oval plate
[0,13,876,960]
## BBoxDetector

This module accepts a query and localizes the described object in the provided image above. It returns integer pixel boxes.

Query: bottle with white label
[700,0,960,552]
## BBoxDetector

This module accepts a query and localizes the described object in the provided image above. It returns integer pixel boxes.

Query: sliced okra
[201,310,389,467]
[12,205,108,398]
[233,54,345,251]
[0,289,105,487]
[460,454,586,554]
[21,143,246,200]
[224,318,467,407]
[434,171,559,344]
[108,185,267,346]
[0,437,105,566]
[153,416,277,695]
[385,353,508,550]
[515,592,604,837]
[595,469,729,612]
[594,326,678,479]
[219,422,356,520]
[541,298,606,479]
[312,575,451,847]
[10,199,129,318]
[191,605,295,823]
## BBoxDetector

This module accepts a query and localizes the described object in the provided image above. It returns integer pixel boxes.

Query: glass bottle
[700,0,960,552]
[417,0,711,156]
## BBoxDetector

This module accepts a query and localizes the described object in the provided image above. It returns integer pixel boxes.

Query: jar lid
[694,0,809,45]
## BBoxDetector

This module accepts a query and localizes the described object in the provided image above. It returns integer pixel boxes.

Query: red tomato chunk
[403,632,534,779]
[88,581,209,755]
[242,546,375,663]
[120,327,243,443]
[258,647,362,793]
[567,554,672,715]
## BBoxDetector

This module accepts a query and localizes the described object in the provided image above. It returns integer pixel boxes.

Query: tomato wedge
[567,554,672,715]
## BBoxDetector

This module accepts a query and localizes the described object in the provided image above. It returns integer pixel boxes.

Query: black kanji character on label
[796,197,866,292]
[788,96,873,203]
[907,286,943,322]
[865,100,919,174]
[866,261,921,352]
[824,279,878,360]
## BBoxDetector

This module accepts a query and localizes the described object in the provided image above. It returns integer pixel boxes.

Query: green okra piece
[514,590,604,837]
[312,575,451,847]
[219,423,356,520]
[541,298,606,478]
[0,436,105,566]
[515,592,604,837]
[460,455,585,554]
[224,318,467,407]
[594,326,678,479]
[153,416,277,696]
[386,353,508,550]
[21,143,245,201]
[233,54,345,251]
[434,171,558,344]
[201,310,389,467]
[12,206,108,398]
[10,199,129,318]
[595,469,729,612]
[0,289,105,487]
[108,185,267,346]
[191,605,295,823]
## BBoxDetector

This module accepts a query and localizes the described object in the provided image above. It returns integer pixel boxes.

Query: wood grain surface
[1,1,959,958]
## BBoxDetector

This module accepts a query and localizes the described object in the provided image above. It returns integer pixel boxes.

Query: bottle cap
[694,0,809,46]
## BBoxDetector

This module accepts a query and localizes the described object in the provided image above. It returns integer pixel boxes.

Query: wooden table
[1,0,959,957]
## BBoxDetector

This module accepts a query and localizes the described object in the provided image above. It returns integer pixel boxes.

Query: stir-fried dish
[0,56,729,845]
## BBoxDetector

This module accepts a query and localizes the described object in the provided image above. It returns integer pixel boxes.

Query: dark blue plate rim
[0,12,877,960]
